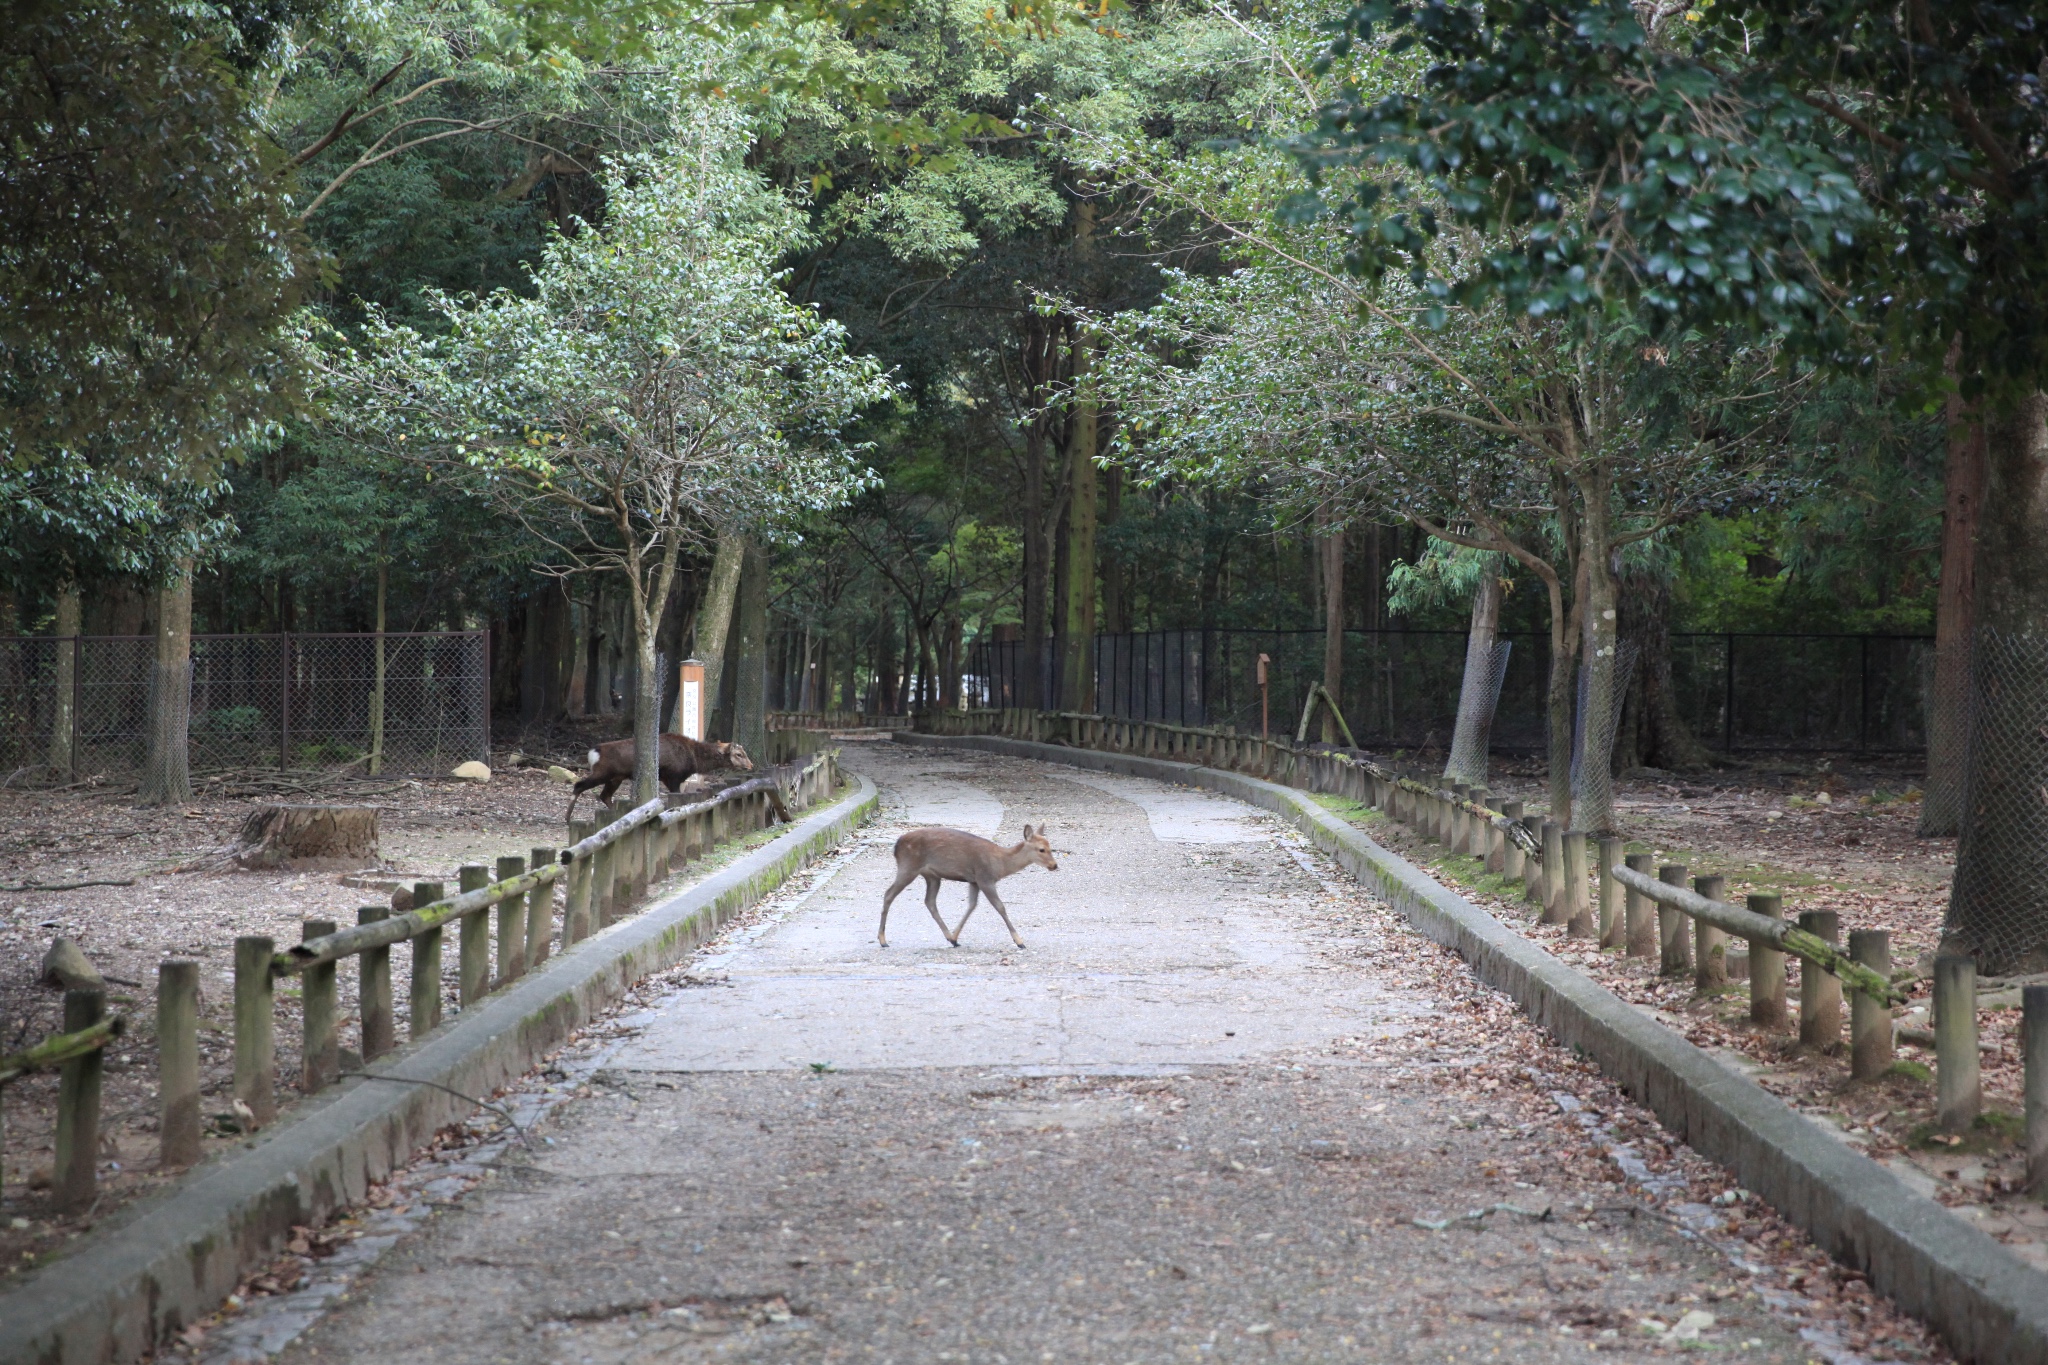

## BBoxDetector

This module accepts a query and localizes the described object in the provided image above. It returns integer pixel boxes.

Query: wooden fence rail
[5,749,841,1230]
[896,706,2025,1159]
[230,748,839,1114]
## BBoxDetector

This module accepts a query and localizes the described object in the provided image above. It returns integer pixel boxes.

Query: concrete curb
[0,775,879,1365]
[898,732,2048,1365]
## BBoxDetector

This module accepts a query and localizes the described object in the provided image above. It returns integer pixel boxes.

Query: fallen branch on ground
[1,878,138,892]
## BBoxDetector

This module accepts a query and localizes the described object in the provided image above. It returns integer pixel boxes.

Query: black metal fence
[967,629,1936,754]
[0,632,490,782]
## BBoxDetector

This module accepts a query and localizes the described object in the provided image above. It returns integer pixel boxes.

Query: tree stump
[232,805,381,870]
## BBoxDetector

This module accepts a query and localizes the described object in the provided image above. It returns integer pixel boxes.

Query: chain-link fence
[1943,631,2048,969]
[0,632,489,782]
[966,628,1934,754]
[1570,639,1639,821]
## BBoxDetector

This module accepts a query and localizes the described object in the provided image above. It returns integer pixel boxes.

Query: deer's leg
[879,866,918,947]
[949,884,980,941]
[979,882,1026,948]
[923,874,957,946]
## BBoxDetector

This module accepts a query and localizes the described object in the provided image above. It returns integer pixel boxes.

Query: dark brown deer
[568,734,752,817]
[878,824,1057,949]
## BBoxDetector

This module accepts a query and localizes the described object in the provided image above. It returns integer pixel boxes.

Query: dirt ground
[0,718,766,1282]
[1325,753,2048,1274]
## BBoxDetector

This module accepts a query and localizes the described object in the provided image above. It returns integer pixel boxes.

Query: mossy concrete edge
[898,732,2048,1365]
[0,776,879,1365]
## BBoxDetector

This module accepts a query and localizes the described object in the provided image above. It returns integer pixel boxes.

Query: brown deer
[568,734,752,817]
[879,824,1057,949]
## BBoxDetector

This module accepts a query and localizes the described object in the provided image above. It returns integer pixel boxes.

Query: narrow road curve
[276,743,1833,1363]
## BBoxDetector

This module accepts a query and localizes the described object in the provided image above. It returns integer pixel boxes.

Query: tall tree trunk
[731,539,769,759]
[47,579,79,775]
[1944,392,2048,971]
[694,534,744,740]
[1050,500,1071,709]
[1542,568,1576,828]
[1923,351,1987,837]
[948,614,964,708]
[1101,463,1125,635]
[1319,510,1345,744]
[140,556,195,806]
[875,610,897,714]
[1062,335,1099,714]
[368,559,387,776]
[1020,317,1053,713]
[1445,560,1503,785]
[577,588,599,717]
[1616,566,1711,771]
[519,591,545,725]
[1572,472,1623,834]
[631,607,661,804]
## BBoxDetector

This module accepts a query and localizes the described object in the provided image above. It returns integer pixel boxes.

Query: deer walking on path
[879,824,1057,948]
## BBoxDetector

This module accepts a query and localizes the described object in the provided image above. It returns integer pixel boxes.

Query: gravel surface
[199,744,1949,1364]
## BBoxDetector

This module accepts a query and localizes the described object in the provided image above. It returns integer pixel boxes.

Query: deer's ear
[1021,823,1035,838]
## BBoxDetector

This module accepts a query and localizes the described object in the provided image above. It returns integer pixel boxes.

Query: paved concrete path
[276,743,1817,1364]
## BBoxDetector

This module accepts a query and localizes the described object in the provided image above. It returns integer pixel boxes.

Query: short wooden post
[495,855,526,984]
[1521,815,1545,906]
[359,905,394,1061]
[593,837,616,929]
[1449,783,1470,853]
[410,880,444,1040]
[565,824,594,943]
[1658,864,1691,975]
[1798,910,1842,1051]
[1467,787,1490,858]
[234,935,276,1125]
[1624,853,1655,957]
[528,847,556,967]
[53,987,104,1213]
[1499,800,1525,881]
[1747,893,1786,1026]
[301,918,338,1092]
[1849,929,1893,1082]
[1482,793,1506,874]
[157,961,201,1168]
[1563,832,1593,937]
[1692,875,1728,991]
[458,864,490,1006]
[635,818,654,898]
[2025,986,2048,1198]
[1540,821,1567,924]
[1935,953,1981,1132]
[1596,836,1624,949]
